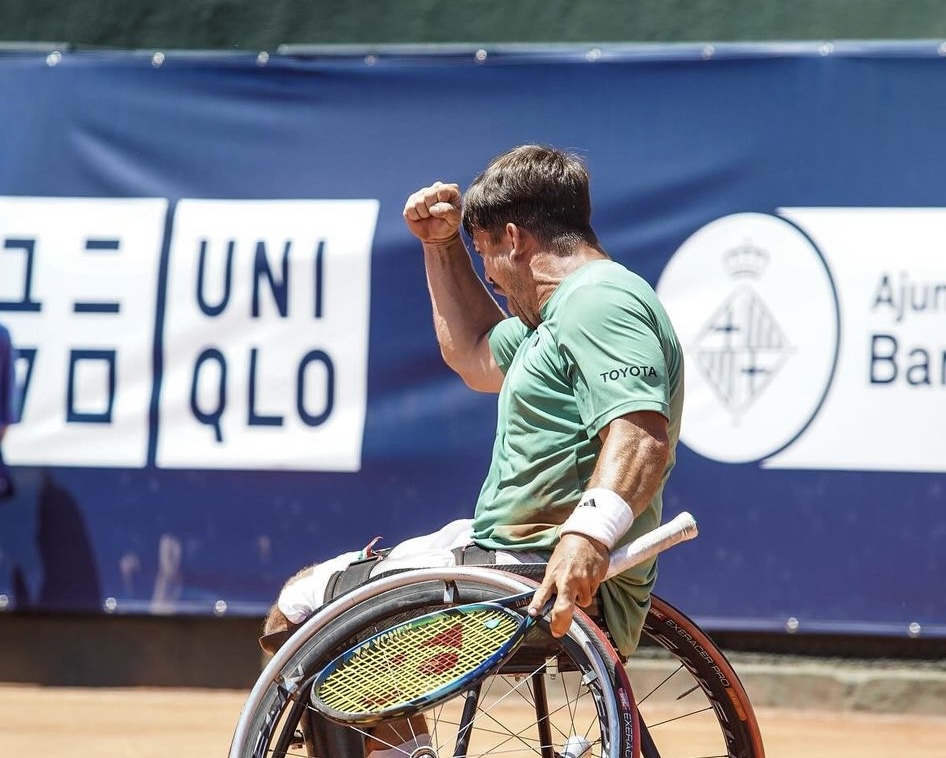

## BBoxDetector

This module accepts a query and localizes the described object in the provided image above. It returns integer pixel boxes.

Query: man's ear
[506,223,534,262]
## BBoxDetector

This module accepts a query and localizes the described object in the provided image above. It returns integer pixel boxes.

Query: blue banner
[0,43,943,637]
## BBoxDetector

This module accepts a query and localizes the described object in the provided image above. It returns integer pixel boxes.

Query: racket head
[310,599,532,725]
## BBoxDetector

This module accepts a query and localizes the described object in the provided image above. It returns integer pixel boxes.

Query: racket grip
[604,511,698,580]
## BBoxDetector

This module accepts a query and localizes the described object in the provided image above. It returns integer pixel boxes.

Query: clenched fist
[402,181,463,244]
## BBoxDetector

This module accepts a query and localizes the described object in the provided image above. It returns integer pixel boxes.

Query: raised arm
[403,182,506,392]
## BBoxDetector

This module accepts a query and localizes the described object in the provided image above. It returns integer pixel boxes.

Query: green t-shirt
[472,259,684,655]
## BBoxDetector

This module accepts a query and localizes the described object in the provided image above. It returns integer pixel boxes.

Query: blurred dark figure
[0,468,101,611]
[0,321,16,499]
[35,471,101,609]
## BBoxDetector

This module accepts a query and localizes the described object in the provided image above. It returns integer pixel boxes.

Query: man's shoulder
[553,261,655,313]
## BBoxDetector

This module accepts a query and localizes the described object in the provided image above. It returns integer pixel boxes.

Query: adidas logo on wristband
[560,488,634,550]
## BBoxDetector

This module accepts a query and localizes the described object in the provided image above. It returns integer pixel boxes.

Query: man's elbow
[629,413,671,474]
[645,422,671,467]
[649,435,670,474]
[441,347,502,393]
[455,363,502,393]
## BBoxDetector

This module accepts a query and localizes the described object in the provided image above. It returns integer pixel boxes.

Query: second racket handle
[604,511,698,580]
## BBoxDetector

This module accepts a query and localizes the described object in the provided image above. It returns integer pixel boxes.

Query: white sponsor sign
[0,197,378,472]
[157,199,376,471]
[0,197,166,466]
[658,208,946,473]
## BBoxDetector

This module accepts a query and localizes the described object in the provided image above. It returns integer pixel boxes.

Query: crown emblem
[725,239,769,278]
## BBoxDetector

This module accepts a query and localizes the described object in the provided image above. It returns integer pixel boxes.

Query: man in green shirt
[268,144,683,757]
[404,145,683,656]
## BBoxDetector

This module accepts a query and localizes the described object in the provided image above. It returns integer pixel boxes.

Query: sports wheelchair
[229,558,765,758]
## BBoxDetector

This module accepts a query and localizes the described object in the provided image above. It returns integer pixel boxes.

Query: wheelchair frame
[229,565,765,758]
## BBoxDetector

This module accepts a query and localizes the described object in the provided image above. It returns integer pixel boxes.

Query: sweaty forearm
[423,236,505,388]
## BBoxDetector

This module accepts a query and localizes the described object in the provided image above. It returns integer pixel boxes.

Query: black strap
[317,544,611,653]
[451,543,497,566]
[324,543,503,604]
[321,542,609,629]
[322,554,385,604]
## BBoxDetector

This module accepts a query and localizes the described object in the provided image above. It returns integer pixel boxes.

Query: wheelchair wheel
[631,595,766,758]
[229,566,637,758]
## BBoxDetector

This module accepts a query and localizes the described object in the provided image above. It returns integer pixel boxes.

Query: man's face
[470,228,537,327]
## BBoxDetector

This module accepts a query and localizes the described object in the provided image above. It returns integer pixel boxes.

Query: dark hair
[461,145,599,254]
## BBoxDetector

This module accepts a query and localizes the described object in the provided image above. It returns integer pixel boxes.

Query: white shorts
[277,519,546,623]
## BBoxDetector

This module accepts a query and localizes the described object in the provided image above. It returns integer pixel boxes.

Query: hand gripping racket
[310,511,698,725]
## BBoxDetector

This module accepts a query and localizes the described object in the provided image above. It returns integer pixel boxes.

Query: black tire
[632,595,766,758]
[229,567,636,758]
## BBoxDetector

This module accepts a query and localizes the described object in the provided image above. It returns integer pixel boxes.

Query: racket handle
[605,511,698,580]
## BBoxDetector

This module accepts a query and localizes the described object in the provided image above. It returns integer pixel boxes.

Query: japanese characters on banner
[1,198,377,471]
[0,44,942,635]
[1,199,167,466]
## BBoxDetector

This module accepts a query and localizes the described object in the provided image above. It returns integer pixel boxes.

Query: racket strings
[308,641,605,757]
[316,607,520,715]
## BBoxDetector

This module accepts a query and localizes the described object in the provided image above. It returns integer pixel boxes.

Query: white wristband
[560,488,634,550]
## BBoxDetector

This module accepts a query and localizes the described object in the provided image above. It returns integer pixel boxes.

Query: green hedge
[1,0,945,51]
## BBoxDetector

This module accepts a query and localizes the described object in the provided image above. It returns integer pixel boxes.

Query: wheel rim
[232,567,634,758]
[629,595,765,758]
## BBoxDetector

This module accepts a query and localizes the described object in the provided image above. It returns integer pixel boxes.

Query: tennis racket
[310,511,698,725]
